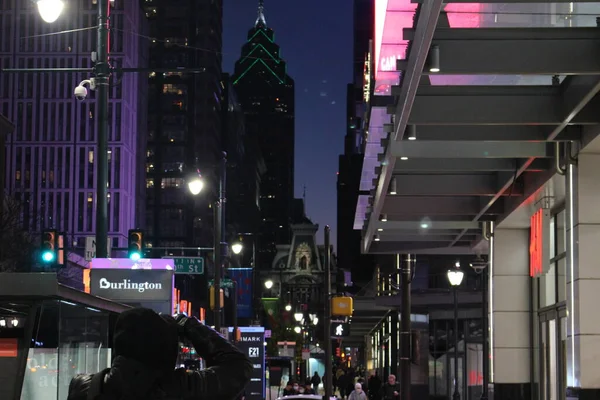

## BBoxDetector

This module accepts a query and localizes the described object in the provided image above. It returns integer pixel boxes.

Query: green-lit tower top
[233,0,291,86]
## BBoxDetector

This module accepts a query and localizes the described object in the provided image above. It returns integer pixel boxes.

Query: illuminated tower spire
[255,0,267,28]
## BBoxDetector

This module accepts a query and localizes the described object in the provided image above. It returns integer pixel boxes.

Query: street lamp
[294,326,302,334]
[294,312,304,323]
[447,261,465,400]
[36,0,65,23]
[231,241,243,255]
[187,175,204,195]
[264,280,274,290]
[285,303,292,312]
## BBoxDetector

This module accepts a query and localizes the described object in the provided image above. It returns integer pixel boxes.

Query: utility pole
[400,254,412,400]
[95,0,110,258]
[323,226,333,399]
[213,151,227,331]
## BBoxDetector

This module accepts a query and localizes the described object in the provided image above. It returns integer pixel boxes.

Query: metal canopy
[359,2,600,255]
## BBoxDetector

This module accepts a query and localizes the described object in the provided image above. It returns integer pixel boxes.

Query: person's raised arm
[167,316,252,400]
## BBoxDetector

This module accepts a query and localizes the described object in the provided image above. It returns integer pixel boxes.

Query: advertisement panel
[90,269,173,302]
[229,268,253,319]
[230,327,265,400]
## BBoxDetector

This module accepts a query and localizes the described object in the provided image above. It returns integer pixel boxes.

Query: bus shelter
[0,273,131,400]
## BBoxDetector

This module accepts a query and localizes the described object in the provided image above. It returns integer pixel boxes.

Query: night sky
[222,0,353,246]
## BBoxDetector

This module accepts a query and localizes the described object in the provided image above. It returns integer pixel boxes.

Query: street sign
[85,237,112,261]
[330,322,350,337]
[171,257,204,274]
[208,278,234,289]
[302,348,310,360]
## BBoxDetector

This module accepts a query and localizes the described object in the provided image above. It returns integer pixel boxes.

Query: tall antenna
[303,185,307,215]
[255,0,267,27]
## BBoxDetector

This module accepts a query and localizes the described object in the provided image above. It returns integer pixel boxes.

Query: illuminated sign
[363,42,372,104]
[91,258,175,270]
[90,269,173,302]
[529,209,548,277]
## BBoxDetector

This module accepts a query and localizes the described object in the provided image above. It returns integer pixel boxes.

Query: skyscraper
[1,1,148,249]
[143,0,223,249]
[337,0,375,283]
[232,1,295,269]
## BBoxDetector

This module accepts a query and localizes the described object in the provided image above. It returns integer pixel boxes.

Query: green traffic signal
[42,251,55,262]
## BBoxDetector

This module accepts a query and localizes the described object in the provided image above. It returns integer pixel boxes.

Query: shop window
[20,300,111,399]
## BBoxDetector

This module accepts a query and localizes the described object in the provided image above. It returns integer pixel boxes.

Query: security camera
[74,85,87,101]
[74,78,96,101]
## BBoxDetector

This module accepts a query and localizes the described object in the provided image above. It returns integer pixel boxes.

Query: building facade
[337,0,375,284]
[0,114,14,208]
[0,0,148,249]
[232,3,295,270]
[143,0,223,249]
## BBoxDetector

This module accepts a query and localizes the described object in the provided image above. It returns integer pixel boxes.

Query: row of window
[12,189,122,234]
[12,146,122,190]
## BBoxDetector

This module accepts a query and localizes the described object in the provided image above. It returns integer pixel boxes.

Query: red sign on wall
[529,209,544,277]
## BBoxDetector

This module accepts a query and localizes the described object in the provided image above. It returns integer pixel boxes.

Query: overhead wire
[16,9,597,66]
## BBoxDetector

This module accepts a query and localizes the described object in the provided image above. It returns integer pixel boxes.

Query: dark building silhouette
[143,0,223,249]
[337,0,375,284]
[221,73,265,270]
[232,2,295,270]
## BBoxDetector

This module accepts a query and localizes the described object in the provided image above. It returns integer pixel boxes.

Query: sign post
[169,257,204,274]
[208,278,234,289]
[85,237,112,261]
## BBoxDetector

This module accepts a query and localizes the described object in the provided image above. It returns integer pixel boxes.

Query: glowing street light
[294,312,304,322]
[285,304,292,312]
[231,242,243,255]
[294,326,301,334]
[37,0,65,23]
[188,176,204,195]
[264,280,274,290]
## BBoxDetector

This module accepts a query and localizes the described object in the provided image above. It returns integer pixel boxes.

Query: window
[161,178,184,189]
[539,208,567,308]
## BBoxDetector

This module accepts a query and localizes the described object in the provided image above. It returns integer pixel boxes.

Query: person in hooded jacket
[66,307,252,400]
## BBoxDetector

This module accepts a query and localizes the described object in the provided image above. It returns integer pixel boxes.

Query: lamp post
[470,257,489,400]
[188,152,228,330]
[447,262,465,400]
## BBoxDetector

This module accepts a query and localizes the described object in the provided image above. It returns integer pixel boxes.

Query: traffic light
[128,229,143,261]
[41,230,58,264]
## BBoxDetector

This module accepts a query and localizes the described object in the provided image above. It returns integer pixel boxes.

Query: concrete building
[0,1,148,249]
[354,1,600,399]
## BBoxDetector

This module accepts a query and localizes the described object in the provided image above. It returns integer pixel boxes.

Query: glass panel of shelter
[20,300,112,400]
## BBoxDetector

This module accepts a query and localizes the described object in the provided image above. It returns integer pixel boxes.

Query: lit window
[146,179,154,188]
[88,151,94,164]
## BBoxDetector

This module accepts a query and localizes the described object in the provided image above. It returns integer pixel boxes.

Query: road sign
[85,237,112,261]
[208,278,234,289]
[172,257,204,274]
[302,348,310,360]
